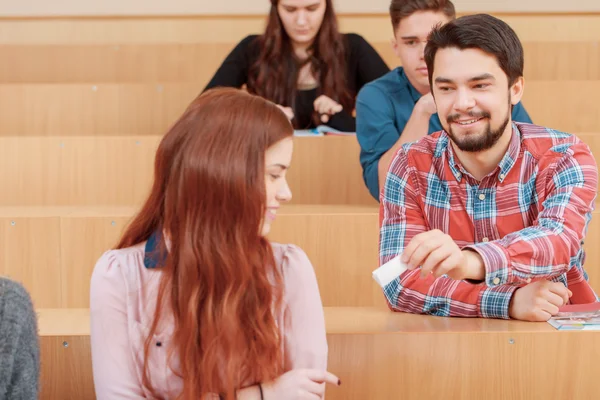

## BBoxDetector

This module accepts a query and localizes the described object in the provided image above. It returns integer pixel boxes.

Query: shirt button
[482,237,489,242]
[492,277,501,285]
[499,173,506,180]
[479,193,486,201]
[526,278,532,284]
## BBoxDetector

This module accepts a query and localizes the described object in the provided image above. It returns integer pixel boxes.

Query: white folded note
[372,255,409,288]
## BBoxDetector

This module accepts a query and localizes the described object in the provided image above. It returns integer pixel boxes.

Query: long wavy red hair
[116,88,293,399]
[248,0,353,127]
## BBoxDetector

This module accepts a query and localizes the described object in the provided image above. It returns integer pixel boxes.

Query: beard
[446,99,511,153]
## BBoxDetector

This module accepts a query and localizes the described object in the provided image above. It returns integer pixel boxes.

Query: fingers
[548,282,570,306]
[543,290,565,309]
[303,381,326,396]
[305,370,340,386]
[420,245,454,278]
[320,114,329,123]
[532,309,553,322]
[314,95,342,117]
[434,251,464,279]
[276,105,294,120]
[402,230,446,271]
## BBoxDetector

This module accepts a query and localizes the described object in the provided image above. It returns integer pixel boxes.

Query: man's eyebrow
[468,73,495,82]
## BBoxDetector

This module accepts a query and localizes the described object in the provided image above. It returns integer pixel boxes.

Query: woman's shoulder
[342,32,371,48]
[272,242,311,267]
[90,243,148,295]
[271,243,317,283]
[235,34,262,52]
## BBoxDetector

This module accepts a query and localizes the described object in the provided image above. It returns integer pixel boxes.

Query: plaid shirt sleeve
[464,142,598,287]
[380,146,517,319]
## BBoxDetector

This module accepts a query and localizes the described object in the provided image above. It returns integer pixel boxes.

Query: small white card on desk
[372,255,409,288]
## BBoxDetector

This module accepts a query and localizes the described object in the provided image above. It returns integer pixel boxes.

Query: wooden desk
[37,307,600,400]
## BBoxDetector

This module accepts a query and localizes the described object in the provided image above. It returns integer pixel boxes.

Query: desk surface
[38,307,568,337]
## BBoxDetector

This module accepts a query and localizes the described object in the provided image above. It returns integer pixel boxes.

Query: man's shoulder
[517,123,586,159]
[397,131,447,163]
[358,67,411,99]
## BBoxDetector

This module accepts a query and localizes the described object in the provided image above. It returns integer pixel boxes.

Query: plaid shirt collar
[445,122,522,184]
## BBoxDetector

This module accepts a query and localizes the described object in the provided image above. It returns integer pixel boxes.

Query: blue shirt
[356,67,533,201]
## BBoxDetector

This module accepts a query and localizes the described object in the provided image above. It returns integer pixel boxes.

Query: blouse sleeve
[281,245,328,371]
[90,251,146,399]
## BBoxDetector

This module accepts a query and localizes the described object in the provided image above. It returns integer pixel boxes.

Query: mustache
[447,111,491,124]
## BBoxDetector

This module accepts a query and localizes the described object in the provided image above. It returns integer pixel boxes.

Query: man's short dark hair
[389,0,456,32]
[424,14,524,87]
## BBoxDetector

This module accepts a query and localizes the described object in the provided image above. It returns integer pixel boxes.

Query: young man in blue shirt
[356,0,532,200]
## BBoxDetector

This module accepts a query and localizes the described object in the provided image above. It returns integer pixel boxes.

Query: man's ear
[510,76,524,105]
[391,36,401,58]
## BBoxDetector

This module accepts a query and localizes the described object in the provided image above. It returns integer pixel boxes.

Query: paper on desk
[372,255,409,288]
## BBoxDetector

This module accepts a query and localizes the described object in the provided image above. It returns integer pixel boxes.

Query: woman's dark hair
[247,0,353,127]
[424,14,524,87]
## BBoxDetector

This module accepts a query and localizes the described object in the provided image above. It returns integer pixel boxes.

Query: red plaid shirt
[379,123,598,319]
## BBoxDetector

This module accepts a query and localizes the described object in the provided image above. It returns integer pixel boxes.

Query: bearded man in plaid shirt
[380,14,599,321]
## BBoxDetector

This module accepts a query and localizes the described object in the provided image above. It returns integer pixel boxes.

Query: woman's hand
[313,95,343,124]
[262,369,340,399]
[277,104,295,121]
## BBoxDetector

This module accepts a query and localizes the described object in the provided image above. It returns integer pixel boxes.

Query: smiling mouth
[454,117,484,126]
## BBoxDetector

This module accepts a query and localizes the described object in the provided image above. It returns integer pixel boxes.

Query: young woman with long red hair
[204,0,389,132]
[90,88,339,399]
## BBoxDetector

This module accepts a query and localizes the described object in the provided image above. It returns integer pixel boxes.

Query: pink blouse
[90,241,327,399]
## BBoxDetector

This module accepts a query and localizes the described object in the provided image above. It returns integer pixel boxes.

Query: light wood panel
[0,84,197,136]
[36,307,600,400]
[1,205,381,308]
[522,81,600,133]
[0,136,374,206]
[60,216,131,307]
[0,136,159,206]
[289,137,376,206]
[4,0,600,17]
[0,217,62,307]
[2,41,600,83]
[39,335,95,400]
[269,206,382,308]
[4,205,600,308]
[2,15,600,46]
[1,81,598,136]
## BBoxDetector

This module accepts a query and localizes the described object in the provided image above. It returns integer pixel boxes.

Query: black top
[204,33,390,131]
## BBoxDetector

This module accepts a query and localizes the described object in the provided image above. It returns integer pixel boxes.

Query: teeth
[457,118,481,125]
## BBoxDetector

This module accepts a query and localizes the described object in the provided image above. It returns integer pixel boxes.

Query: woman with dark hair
[204,0,389,132]
[90,88,339,399]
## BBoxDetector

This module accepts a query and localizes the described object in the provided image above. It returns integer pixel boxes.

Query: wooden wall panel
[5,204,600,309]
[39,335,95,400]
[0,217,62,307]
[0,84,197,136]
[60,216,132,308]
[289,137,376,206]
[1,81,598,136]
[523,81,600,133]
[0,136,374,206]
[0,136,159,206]
[2,42,600,83]
[2,15,600,45]
[269,206,383,308]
